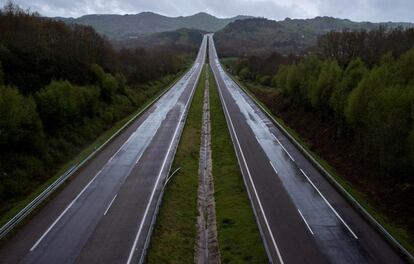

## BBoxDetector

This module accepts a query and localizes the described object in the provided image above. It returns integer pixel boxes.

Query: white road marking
[271,132,294,162]
[271,134,281,144]
[135,148,145,165]
[109,133,134,162]
[30,169,103,251]
[298,209,314,235]
[30,41,206,256]
[214,61,285,264]
[299,169,358,239]
[104,194,118,216]
[126,40,206,264]
[31,115,147,251]
[269,161,278,174]
[279,143,295,162]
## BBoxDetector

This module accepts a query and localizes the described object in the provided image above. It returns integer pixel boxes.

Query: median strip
[195,66,220,263]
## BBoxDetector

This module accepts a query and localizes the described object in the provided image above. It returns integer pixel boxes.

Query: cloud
[1,0,414,22]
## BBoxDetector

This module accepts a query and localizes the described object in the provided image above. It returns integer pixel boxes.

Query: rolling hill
[214,17,414,56]
[56,12,251,39]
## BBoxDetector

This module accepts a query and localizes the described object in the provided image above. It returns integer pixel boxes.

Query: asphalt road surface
[0,35,207,264]
[208,34,406,264]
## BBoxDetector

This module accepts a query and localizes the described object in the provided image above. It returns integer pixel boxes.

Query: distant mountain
[279,16,413,33]
[214,17,414,56]
[56,12,252,39]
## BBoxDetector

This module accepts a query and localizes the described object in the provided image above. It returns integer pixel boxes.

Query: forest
[0,3,191,217]
[223,27,414,240]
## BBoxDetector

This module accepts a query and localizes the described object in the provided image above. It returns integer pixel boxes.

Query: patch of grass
[209,66,267,263]
[229,73,414,258]
[147,66,205,263]
[0,71,185,230]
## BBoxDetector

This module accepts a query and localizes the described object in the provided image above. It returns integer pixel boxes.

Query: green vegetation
[222,28,414,254]
[147,66,205,263]
[0,3,191,223]
[209,66,267,263]
[274,51,414,183]
[0,71,183,228]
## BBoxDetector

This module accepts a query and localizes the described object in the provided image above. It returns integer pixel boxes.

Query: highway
[0,35,207,264]
[208,34,405,264]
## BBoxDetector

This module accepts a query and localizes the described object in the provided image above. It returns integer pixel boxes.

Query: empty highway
[0,35,207,264]
[208,34,405,264]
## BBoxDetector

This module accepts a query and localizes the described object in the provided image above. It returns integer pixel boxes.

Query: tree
[329,58,367,128]
[239,67,252,81]
[0,85,43,152]
[311,60,342,111]
[35,81,81,132]
[91,64,118,103]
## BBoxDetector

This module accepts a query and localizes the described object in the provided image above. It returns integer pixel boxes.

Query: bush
[239,67,252,81]
[0,85,43,152]
[91,64,119,103]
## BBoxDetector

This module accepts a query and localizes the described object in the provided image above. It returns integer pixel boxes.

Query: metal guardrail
[0,165,76,239]
[227,72,414,263]
[138,167,181,264]
[0,71,186,241]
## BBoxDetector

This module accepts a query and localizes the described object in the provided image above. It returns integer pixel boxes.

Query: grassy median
[147,66,205,263]
[209,66,267,263]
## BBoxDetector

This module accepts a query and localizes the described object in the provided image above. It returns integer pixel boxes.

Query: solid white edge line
[271,134,281,144]
[269,161,278,174]
[299,169,358,239]
[30,169,103,251]
[104,194,118,216]
[298,209,314,235]
[212,48,285,264]
[125,37,207,264]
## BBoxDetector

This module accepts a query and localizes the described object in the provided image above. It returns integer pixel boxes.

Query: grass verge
[228,73,414,258]
[0,71,185,231]
[146,66,205,263]
[209,66,267,263]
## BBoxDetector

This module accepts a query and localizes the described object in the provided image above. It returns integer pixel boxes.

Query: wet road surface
[208,34,405,264]
[0,35,207,264]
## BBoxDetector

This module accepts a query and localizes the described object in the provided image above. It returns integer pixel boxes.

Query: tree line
[223,26,414,234]
[0,2,192,214]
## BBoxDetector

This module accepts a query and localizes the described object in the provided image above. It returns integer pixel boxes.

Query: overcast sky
[2,0,414,22]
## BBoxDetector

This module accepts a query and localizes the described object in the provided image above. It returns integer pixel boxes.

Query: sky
[2,0,414,22]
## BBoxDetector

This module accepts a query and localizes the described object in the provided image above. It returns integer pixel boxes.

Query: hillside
[214,17,414,56]
[117,28,206,52]
[57,12,251,39]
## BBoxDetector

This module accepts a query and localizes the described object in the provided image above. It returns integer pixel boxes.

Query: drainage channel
[195,65,220,264]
